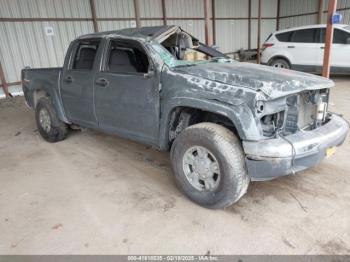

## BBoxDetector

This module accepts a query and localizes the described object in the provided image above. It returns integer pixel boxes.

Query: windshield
[152,43,228,68]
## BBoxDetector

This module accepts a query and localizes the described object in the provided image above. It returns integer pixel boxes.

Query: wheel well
[167,107,239,147]
[33,89,49,108]
[268,56,291,66]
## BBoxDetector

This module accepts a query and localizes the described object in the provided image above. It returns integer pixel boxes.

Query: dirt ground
[0,77,349,255]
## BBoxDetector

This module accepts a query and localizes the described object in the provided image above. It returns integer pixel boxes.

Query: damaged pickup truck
[22,26,349,209]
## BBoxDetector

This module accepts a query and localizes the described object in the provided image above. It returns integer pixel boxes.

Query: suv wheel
[35,97,68,143]
[170,123,249,209]
[269,58,290,69]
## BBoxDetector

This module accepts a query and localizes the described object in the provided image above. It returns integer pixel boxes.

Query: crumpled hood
[173,60,334,100]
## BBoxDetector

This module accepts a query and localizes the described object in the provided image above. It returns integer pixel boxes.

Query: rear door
[94,38,160,145]
[288,28,320,71]
[60,39,102,127]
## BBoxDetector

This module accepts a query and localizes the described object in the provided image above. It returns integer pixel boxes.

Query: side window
[72,41,99,70]
[320,28,350,44]
[291,29,317,43]
[333,29,350,44]
[107,40,149,74]
[275,31,293,42]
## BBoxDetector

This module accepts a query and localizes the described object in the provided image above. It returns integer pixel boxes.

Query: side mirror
[143,70,154,79]
[211,45,219,50]
[346,37,350,44]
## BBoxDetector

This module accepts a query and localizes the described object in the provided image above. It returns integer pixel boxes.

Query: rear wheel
[170,123,249,209]
[269,58,291,69]
[35,97,68,143]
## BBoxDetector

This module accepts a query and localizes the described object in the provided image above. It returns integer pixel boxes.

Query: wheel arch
[268,55,292,67]
[159,99,250,151]
[29,80,70,124]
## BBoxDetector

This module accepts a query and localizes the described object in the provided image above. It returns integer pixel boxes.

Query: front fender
[158,97,261,150]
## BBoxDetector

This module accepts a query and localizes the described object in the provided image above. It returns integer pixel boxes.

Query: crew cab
[22,26,349,209]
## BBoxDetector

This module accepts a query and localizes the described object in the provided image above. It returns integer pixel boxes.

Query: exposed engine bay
[260,89,329,138]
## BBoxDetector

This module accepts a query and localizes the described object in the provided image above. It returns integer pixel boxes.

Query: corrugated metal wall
[215,0,249,53]
[214,0,277,53]
[279,0,350,29]
[96,0,137,30]
[251,0,277,49]
[0,0,94,96]
[165,0,205,41]
[0,0,92,18]
[322,0,350,24]
[140,0,163,27]
[1,0,349,97]
[279,0,319,29]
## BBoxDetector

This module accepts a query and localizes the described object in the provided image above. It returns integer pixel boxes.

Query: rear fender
[26,78,70,124]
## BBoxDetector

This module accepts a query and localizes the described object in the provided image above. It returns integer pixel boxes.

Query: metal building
[0,0,349,97]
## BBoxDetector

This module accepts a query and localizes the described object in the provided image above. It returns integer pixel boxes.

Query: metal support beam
[204,0,213,46]
[257,0,261,64]
[322,0,337,78]
[318,0,324,24]
[0,61,11,98]
[276,0,280,30]
[133,0,141,28]
[161,0,167,25]
[248,0,251,49]
[89,0,99,32]
[212,0,216,45]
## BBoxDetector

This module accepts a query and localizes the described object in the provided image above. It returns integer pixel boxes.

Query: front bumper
[243,114,349,181]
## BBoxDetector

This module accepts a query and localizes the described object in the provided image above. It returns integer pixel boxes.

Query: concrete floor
[0,77,349,255]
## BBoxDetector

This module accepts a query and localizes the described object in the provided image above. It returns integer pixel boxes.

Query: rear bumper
[243,114,349,181]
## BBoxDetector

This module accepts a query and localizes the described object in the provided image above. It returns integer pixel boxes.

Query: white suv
[261,24,350,74]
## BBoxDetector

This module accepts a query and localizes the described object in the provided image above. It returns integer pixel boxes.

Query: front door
[60,39,102,127]
[318,28,350,74]
[330,29,350,73]
[94,39,160,145]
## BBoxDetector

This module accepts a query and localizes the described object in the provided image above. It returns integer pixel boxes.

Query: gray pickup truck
[22,26,349,209]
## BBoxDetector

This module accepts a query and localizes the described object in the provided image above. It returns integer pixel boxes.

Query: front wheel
[35,97,68,143]
[170,123,249,209]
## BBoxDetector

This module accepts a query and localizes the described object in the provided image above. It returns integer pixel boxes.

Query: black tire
[35,97,68,143]
[170,123,249,209]
[269,58,291,69]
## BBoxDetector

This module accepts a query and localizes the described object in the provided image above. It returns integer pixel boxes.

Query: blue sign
[332,12,343,24]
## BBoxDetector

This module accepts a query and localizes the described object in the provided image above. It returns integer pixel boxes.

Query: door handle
[143,70,155,79]
[64,76,73,83]
[95,78,109,87]
[287,46,295,48]
[320,46,325,49]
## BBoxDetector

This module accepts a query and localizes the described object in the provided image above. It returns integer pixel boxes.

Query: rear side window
[72,40,100,70]
[275,31,293,42]
[291,29,317,43]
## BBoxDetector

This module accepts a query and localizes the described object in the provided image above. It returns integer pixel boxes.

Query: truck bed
[22,67,62,109]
